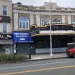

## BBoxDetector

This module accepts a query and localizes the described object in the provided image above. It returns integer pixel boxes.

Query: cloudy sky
[12,0,75,8]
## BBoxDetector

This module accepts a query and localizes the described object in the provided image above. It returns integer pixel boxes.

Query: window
[41,18,49,26]
[53,26,59,30]
[3,5,7,15]
[19,17,29,29]
[3,23,7,33]
[35,37,50,48]
[52,18,61,24]
[72,19,75,25]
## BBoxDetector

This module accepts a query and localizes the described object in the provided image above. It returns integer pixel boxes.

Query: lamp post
[49,0,53,56]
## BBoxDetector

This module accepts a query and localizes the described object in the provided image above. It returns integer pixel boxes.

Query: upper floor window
[41,18,49,26]
[19,17,29,29]
[52,18,61,24]
[72,19,75,25]
[3,5,7,15]
[3,23,7,33]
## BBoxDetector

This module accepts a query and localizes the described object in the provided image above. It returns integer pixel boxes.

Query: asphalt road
[0,58,75,75]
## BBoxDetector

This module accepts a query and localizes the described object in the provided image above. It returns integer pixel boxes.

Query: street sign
[13,32,33,43]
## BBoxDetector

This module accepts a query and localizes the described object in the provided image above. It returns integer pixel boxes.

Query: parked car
[66,43,75,58]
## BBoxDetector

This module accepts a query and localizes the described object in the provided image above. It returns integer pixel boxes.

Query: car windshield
[68,44,75,49]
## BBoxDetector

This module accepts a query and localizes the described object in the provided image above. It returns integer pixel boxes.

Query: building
[12,2,75,54]
[1,0,75,54]
[0,0,13,54]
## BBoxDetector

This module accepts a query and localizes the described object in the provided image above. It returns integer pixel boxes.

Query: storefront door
[5,47,10,54]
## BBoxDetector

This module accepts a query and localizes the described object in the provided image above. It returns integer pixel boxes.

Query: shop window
[35,39,50,48]
[53,26,59,30]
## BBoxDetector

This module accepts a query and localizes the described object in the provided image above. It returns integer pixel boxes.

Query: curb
[27,56,67,62]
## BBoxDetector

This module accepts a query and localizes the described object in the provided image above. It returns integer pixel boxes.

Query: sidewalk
[28,53,67,61]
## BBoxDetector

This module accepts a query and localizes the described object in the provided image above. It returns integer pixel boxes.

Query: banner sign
[0,16,10,23]
[13,32,33,43]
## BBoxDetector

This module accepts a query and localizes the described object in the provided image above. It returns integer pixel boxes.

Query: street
[0,58,75,75]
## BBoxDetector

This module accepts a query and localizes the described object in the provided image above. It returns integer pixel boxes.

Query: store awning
[31,30,75,36]
[40,30,75,35]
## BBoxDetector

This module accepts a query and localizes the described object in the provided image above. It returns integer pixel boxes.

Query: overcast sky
[12,0,75,8]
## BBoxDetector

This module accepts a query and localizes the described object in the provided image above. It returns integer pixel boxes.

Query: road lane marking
[0,61,70,70]
[1,65,75,75]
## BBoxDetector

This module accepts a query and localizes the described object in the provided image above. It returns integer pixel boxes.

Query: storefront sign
[0,16,10,23]
[13,32,33,43]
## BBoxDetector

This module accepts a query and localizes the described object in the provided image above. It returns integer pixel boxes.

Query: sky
[12,0,75,8]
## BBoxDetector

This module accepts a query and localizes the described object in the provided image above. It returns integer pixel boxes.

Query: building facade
[0,0,13,54]
[1,0,75,54]
[12,2,75,54]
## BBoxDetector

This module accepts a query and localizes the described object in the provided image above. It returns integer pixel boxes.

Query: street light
[49,0,53,56]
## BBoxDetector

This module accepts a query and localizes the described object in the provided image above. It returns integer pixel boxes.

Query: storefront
[33,35,73,53]
[0,14,13,54]
[30,24,75,54]
[0,34,13,54]
[13,31,35,54]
